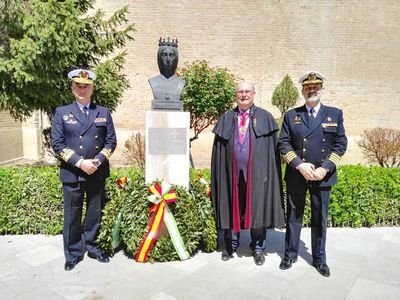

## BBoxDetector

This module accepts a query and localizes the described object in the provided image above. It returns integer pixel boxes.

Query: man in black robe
[211,80,285,266]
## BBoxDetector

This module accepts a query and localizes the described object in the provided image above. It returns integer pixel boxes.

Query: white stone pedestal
[145,111,190,189]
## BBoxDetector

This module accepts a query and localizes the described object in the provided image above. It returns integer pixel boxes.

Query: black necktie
[310,108,315,119]
[83,106,88,119]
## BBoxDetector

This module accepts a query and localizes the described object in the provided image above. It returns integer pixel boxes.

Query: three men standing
[278,71,347,277]
[51,68,346,274]
[51,68,117,271]
[211,81,285,266]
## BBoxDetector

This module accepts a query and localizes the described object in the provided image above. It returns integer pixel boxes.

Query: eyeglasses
[236,90,253,95]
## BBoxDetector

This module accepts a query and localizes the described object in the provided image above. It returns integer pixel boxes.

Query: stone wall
[0,111,23,163]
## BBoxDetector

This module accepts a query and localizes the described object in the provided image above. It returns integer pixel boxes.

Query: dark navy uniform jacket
[278,104,347,187]
[51,101,117,183]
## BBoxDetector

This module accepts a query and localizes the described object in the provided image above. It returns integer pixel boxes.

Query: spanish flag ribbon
[117,176,129,189]
[135,181,190,263]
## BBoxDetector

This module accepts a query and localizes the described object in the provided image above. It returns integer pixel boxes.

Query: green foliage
[326,165,400,227]
[1,165,399,260]
[296,165,400,227]
[189,169,217,252]
[272,74,299,117]
[179,60,238,143]
[0,166,63,234]
[97,167,143,254]
[0,0,135,120]
[98,168,217,262]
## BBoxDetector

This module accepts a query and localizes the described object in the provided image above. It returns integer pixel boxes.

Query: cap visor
[73,78,93,84]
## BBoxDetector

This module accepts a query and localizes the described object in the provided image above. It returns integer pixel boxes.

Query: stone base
[151,100,183,111]
[145,111,190,189]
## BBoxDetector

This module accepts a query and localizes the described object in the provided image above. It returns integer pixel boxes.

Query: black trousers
[284,182,331,264]
[224,170,266,254]
[62,180,105,262]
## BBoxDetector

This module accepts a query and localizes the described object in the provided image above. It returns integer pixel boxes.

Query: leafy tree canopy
[271,74,299,117]
[179,60,237,143]
[0,0,135,120]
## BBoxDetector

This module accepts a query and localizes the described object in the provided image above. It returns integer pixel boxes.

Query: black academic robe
[211,105,285,230]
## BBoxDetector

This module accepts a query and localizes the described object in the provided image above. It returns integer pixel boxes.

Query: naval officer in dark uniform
[278,71,347,277]
[51,68,117,271]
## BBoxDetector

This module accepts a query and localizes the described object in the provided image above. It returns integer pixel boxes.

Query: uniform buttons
[322,139,326,142]
[79,145,83,149]
[96,146,99,149]
[302,158,306,161]
[321,159,324,162]
[321,149,325,153]
[303,138,307,141]
[80,136,82,139]
[303,148,306,152]
[95,135,98,139]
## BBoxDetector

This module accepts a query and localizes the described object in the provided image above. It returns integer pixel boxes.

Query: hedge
[0,165,399,237]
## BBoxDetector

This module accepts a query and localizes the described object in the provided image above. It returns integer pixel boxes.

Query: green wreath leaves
[98,169,217,262]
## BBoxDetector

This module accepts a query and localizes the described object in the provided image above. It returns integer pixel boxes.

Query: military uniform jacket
[278,104,347,187]
[51,101,117,183]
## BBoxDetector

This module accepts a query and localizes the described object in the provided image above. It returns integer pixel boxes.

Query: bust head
[157,37,179,78]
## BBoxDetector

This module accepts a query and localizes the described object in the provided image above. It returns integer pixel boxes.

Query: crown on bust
[159,37,178,48]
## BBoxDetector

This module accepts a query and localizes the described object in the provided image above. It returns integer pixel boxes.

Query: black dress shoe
[221,250,234,261]
[64,256,83,271]
[253,250,265,266]
[313,262,331,277]
[279,257,298,270]
[87,252,110,263]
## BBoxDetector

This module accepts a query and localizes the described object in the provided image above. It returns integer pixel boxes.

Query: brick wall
[2,0,399,166]
[92,0,400,167]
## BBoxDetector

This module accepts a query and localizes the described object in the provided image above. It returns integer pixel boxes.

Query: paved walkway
[1,228,399,300]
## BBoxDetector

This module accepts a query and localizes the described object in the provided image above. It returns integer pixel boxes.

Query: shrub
[0,165,398,239]
[122,131,145,168]
[358,127,400,167]
[179,60,237,144]
[272,74,299,117]
[0,166,63,234]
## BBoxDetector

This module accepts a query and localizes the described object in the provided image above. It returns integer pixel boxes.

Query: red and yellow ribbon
[135,181,190,263]
[117,176,129,189]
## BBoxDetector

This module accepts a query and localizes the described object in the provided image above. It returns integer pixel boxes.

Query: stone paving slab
[0,228,399,300]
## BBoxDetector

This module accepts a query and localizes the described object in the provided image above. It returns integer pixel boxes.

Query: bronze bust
[149,37,185,111]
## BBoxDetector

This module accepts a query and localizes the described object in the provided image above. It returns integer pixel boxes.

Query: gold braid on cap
[79,71,89,79]
[303,72,323,85]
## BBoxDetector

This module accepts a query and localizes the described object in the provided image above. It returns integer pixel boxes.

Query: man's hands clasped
[296,163,328,181]
[80,159,100,175]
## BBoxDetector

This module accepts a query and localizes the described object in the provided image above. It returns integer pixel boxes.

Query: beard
[305,94,321,104]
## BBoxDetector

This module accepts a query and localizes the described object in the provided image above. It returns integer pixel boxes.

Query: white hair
[236,80,255,92]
